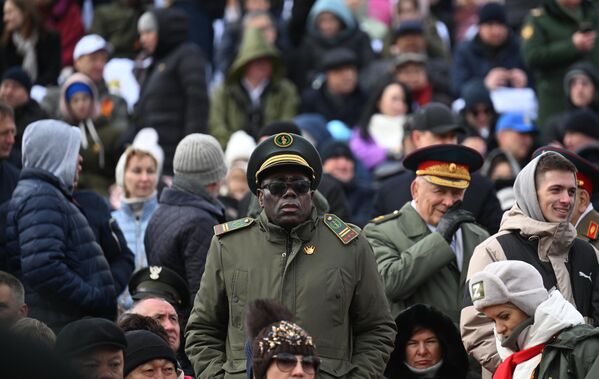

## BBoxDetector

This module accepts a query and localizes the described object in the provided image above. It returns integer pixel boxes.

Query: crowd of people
[3,0,599,378]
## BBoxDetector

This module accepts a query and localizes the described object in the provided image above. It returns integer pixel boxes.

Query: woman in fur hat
[470,260,599,379]
[246,299,320,379]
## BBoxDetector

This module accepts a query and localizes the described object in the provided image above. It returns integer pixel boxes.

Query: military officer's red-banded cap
[403,144,484,189]
[532,145,599,195]
[247,132,323,194]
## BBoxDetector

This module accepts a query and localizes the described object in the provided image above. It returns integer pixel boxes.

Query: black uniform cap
[403,144,483,189]
[246,132,322,195]
[532,145,599,194]
[129,266,190,311]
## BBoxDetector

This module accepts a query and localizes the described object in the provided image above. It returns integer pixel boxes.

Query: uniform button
[282,252,287,258]
[233,296,239,303]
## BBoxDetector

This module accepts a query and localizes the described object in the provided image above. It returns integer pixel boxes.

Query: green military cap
[403,144,483,189]
[129,266,190,311]
[246,132,323,194]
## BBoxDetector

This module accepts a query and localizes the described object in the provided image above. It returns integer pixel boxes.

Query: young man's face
[569,75,595,107]
[536,169,576,223]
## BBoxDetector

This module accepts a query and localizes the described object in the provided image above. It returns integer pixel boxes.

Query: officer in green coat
[185,132,396,379]
[365,144,490,323]
[521,0,599,138]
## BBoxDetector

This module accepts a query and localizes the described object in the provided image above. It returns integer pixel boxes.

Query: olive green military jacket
[576,207,599,251]
[364,202,489,323]
[185,209,396,379]
[521,0,599,128]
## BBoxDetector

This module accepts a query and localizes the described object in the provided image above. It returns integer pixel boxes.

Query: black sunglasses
[261,180,311,196]
[271,353,320,374]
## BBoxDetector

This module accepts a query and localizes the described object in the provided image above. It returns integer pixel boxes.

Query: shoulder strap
[323,213,359,245]
[369,210,401,225]
[214,217,255,236]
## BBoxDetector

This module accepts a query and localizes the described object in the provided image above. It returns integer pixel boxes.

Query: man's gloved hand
[436,201,476,242]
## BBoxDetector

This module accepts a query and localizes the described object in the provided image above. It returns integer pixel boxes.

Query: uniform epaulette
[214,217,255,236]
[531,7,544,17]
[369,210,401,225]
[323,213,359,244]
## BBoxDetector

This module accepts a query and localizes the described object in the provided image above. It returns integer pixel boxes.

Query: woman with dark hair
[1,0,61,86]
[246,299,320,379]
[385,304,469,379]
[349,76,413,170]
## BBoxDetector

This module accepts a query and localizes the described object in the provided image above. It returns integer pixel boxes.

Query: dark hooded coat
[133,8,209,175]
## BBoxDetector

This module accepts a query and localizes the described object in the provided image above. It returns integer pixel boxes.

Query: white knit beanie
[469,260,549,316]
[173,134,227,185]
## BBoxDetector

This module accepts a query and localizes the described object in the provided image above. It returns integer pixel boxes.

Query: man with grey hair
[461,151,599,375]
[0,270,27,327]
[145,134,227,311]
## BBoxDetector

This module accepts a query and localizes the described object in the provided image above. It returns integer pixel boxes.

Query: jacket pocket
[230,269,248,329]
[222,359,246,379]
[325,268,346,326]
[318,358,355,378]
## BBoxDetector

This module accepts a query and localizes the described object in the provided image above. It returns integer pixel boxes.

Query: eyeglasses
[271,353,320,374]
[261,180,311,196]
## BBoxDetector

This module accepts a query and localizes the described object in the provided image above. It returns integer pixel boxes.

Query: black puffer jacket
[133,7,209,175]
[6,169,116,330]
[145,187,226,309]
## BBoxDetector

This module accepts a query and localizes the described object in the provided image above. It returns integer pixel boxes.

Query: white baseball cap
[73,34,112,61]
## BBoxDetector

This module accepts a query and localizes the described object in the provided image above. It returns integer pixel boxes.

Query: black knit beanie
[123,330,177,376]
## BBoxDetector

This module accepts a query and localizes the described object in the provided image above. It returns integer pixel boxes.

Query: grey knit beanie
[469,260,548,316]
[173,134,227,185]
[138,11,158,33]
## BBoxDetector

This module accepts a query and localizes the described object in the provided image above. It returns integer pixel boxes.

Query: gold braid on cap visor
[258,320,315,354]
[416,161,471,189]
[255,154,315,185]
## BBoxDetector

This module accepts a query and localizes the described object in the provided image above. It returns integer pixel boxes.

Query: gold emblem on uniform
[303,245,316,255]
[92,143,101,154]
[149,266,162,280]
[449,163,457,173]
[521,24,534,40]
[273,133,294,148]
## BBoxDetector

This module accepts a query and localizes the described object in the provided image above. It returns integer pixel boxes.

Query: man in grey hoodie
[5,119,117,331]
[460,151,599,375]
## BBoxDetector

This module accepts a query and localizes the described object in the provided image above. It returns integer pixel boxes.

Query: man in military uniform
[373,102,503,234]
[532,146,599,250]
[365,144,490,323]
[185,133,396,379]
[521,0,599,136]
[128,266,192,374]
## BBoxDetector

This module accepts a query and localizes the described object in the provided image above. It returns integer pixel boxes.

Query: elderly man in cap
[374,102,503,234]
[366,144,489,324]
[461,150,599,374]
[185,132,396,378]
[56,318,127,379]
[532,146,599,250]
[128,265,190,353]
[41,34,129,132]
